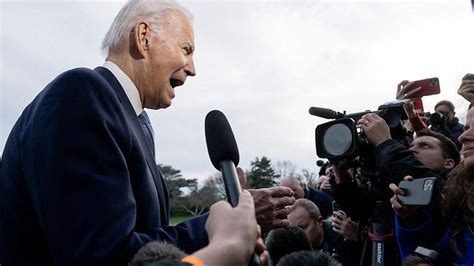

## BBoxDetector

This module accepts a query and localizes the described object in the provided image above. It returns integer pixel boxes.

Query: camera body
[314,101,408,173]
[425,111,448,127]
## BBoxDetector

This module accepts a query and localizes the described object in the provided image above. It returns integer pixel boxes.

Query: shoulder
[38,67,120,111]
[308,187,332,200]
[57,67,102,81]
[31,67,123,118]
[375,139,404,153]
[451,121,464,131]
[50,68,111,94]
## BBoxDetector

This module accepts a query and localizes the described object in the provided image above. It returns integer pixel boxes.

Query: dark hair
[265,226,312,266]
[416,129,460,166]
[435,100,455,112]
[129,241,187,266]
[277,250,341,266]
[441,162,474,255]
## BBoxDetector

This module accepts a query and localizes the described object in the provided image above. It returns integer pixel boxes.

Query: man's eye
[183,46,192,55]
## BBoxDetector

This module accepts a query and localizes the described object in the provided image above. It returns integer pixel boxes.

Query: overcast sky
[1,0,473,182]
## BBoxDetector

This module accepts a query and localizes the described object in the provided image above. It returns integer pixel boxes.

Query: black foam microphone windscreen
[205,110,240,170]
[308,106,339,119]
[129,241,187,266]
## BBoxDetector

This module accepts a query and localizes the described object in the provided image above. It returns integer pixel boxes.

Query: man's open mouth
[170,78,184,88]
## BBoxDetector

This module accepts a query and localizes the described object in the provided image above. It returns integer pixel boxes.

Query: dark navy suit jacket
[0,67,208,265]
[304,187,334,219]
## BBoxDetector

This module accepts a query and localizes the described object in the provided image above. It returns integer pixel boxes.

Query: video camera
[310,101,408,173]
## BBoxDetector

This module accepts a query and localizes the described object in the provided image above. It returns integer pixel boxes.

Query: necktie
[138,110,155,158]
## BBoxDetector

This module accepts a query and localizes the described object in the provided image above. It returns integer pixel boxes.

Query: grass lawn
[170,215,193,225]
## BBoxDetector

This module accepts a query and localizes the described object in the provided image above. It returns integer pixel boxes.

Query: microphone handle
[221,160,241,207]
[220,160,260,266]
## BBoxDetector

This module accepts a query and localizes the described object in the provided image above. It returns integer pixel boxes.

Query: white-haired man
[0,1,292,265]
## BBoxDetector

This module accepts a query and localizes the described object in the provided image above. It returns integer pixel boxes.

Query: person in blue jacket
[389,105,474,265]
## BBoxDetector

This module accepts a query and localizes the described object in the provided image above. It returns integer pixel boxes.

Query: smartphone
[397,177,436,206]
[404,77,440,99]
[332,200,346,217]
[412,98,424,112]
[414,246,440,263]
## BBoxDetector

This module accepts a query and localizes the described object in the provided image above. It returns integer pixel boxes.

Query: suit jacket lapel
[94,67,169,223]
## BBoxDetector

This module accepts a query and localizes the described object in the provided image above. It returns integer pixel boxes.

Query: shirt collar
[102,60,143,116]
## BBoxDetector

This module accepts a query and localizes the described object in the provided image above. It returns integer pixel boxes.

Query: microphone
[204,110,259,266]
[308,106,344,119]
[129,241,187,266]
[205,110,240,206]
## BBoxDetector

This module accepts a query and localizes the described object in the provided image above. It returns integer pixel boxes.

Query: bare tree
[178,173,225,216]
[298,168,317,187]
[202,172,226,200]
[275,160,297,179]
[178,186,217,216]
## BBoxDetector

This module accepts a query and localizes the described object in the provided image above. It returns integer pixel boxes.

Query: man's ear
[314,215,323,225]
[133,22,152,58]
[444,158,455,170]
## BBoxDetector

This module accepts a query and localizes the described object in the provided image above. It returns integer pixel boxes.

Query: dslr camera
[424,111,448,127]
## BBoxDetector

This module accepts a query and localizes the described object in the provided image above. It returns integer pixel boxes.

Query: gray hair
[101,0,192,56]
[292,198,321,219]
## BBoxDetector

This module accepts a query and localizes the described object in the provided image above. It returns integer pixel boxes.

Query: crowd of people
[0,0,473,265]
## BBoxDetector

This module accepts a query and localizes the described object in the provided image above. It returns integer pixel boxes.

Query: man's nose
[184,57,196,77]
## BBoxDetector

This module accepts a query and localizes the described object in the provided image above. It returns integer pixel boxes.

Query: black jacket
[431,117,464,150]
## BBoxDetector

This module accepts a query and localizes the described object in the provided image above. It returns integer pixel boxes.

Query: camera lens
[323,123,353,156]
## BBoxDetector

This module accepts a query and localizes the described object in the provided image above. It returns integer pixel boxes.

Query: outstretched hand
[247,186,295,234]
[237,167,295,234]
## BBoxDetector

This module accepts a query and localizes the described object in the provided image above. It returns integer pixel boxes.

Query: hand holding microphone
[205,110,266,265]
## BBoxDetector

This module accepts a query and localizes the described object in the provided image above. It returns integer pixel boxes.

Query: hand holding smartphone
[458,73,474,102]
[332,200,346,217]
[397,78,440,100]
[396,177,436,206]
